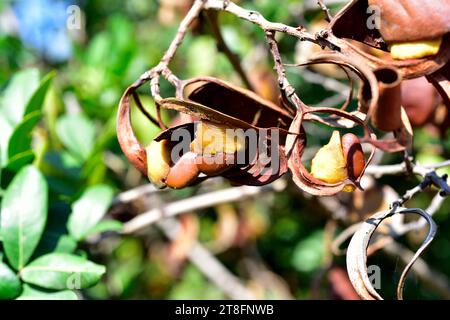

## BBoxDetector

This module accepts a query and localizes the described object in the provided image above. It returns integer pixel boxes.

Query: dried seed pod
[346,207,437,300]
[146,139,172,188]
[371,67,403,131]
[165,152,200,189]
[329,0,450,79]
[367,0,450,44]
[310,131,366,192]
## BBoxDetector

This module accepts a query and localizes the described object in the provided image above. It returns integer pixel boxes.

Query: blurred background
[1,0,450,300]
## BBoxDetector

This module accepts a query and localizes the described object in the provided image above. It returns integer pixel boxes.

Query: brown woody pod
[371,67,403,131]
[367,0,450,43]
[331,0,450,46]
[329,0,450,79]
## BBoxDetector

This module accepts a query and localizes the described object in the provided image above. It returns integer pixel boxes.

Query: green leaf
[56,114,95,162]
[7,111,42,159]
[54,235,78,254]
[5,150,35,172]
[67,184,114,241]
[0,261,22,299]
[0,113,13,167]
[16,284,78,300]
[0,165,48,270]
[85,220,123,237]
[0,71,53,168]
[23,71,55,117]
[0,68,40,126]
[21,253,106,290]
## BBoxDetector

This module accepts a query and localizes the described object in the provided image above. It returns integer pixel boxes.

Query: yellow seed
[342,184,356,192]
[310,131,348,184]
[389,37,442,60]
[146,139,171,188]
[190,122,245,155]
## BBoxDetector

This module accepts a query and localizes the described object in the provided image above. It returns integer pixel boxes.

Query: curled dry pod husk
[426,62,450,136]
[117,84,148,176]
[298,52,406,152]
[298,52,380,119]
[347,207,437,300]
[328,0,450,78]
[427,62,450,109]
[184,76,293,129]
[371,67,403,131]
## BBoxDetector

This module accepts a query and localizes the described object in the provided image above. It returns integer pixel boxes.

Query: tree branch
[157,217,256,300]
[122,182,285,234]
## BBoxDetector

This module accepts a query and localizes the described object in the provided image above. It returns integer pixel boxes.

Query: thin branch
[144,0,327,103]
[395,193,448,236]
[205,10,254,90]
[204,0,318,44]
[157,217,255,300]
[265,31,306,112]
[365,160,450,178]
[113,184,161,205]
[300,68,349,97]
[317,0,333,22]
[303,0,347,12]
[122,183,284,234]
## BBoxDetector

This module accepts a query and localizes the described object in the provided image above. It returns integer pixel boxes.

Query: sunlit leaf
[56,114,96,163]
[24,71,55,117]
[0,68,40,125]
[67,184,114,241]
[16,284,78,300]
[0,261,22,299]
[21,253,106,290]
[0,165,48,270]
[7,111,42,159]
[5,150,36,172]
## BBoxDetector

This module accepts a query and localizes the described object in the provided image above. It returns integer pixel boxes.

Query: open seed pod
[117,76,295,189]
[285,106,376,196]
[328,0,450,79]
